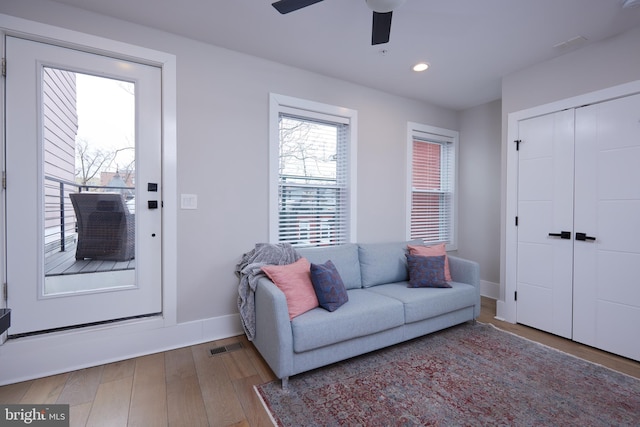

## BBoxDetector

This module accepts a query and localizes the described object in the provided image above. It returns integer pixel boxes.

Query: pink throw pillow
[407,243,452,282]
[262,258,319,320]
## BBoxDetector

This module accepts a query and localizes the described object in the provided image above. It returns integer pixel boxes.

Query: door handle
[575,232,596,241]
[548,231,571,239]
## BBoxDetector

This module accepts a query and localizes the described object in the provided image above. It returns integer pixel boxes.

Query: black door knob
[548,231,571,239]
[575,232,596,241]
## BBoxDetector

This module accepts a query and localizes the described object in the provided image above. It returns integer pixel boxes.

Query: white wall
[499,26,640,302]
[457,100,501,298]
[0,2,458,333]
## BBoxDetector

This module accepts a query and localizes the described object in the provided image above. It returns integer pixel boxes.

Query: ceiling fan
[271,0,406,45]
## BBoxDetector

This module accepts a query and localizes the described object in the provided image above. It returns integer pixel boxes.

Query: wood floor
[0,297,638,426]
[45,244,135,276]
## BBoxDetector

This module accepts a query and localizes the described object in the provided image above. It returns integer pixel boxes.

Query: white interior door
[516,110,574,339]
[5,36,162,335]
[573,93,640,361]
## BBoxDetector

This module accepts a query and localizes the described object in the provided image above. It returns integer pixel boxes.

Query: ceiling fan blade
[371,11,392,45]
[272,0,324,14]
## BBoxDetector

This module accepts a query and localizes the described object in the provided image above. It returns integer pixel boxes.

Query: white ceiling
[49,0,640,110]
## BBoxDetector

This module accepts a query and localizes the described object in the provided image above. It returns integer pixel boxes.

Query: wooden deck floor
[45,244,135,276]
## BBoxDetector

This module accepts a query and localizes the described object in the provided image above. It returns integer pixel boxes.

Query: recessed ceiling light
[412,62,429,72]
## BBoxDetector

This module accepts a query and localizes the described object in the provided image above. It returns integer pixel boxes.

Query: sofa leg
[281,376,289,390]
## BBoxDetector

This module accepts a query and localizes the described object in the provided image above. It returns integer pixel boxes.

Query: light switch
[181,194,198,210]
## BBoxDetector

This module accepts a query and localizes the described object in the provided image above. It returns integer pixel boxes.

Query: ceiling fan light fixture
[412,62,429,72]
[365,0,406,13]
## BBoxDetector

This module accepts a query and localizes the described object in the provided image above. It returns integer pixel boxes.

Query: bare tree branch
[75,138,135,186]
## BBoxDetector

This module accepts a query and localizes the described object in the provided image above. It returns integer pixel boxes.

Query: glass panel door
[5,36,162,335]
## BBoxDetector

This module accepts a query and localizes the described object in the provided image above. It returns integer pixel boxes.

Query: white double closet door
[516,92,640,361]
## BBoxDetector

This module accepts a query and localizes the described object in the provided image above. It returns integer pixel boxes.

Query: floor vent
[209,342,243,356]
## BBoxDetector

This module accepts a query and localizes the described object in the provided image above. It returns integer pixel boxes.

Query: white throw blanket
[235,243,300,341]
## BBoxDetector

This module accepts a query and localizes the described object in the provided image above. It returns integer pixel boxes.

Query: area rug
[255,323,640,426]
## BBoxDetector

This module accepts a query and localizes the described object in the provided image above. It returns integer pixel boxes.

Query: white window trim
[269,93,357,244]
[406,122,458,251]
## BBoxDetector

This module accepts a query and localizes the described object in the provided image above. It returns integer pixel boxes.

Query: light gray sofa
[253,241,480,387]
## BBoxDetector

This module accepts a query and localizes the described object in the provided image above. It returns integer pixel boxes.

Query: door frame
[500,79,640,323]
[0,14,178,383]
[6,37,164,335]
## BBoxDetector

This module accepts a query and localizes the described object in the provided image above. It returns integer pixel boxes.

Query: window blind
[411,136,454,244]
[277,113,350,247]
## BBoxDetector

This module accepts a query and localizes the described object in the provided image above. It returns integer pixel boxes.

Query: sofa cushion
[408,243,452,282]
[261,258,319,320]
[296,244,362,289]
[406,254,450,288]
[291,289,405,353]
[310,260,349,312]
[358,240,422,288]
[365,281,477,324]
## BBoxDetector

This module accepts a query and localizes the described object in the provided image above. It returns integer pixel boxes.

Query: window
[407,123,457,249]
[269,94,357,247]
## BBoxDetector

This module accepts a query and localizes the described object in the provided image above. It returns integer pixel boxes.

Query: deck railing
[44,176,134,257]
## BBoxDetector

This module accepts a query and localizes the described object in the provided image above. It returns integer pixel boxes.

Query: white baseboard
[0,314,243,386]
[480,280,500,300]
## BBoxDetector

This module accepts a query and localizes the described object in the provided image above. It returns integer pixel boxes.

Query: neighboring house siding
[43,67,78,255]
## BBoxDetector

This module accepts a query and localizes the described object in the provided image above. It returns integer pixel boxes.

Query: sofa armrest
[448,255,481,318]
[253,276,294,380]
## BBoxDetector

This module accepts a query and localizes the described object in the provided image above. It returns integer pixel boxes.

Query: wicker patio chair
[69,192,135,261]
